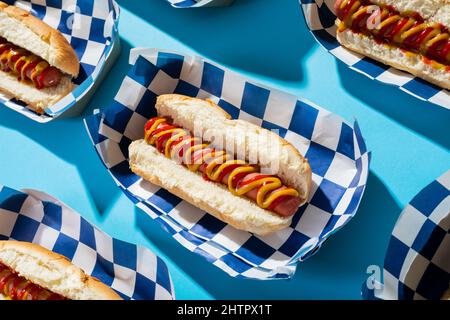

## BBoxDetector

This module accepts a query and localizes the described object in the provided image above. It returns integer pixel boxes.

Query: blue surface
[0,0,449,299]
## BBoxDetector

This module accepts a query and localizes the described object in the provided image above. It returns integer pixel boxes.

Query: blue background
[0,0,449,299]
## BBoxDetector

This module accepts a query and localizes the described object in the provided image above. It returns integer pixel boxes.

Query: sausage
[191,153,301,217]
[335,0,450,66]
[146,117,303,218]
[203,170,302,217]
[37,66,62,89]
[0,37,63,89]
[0,263,65,300]
[334,0,347,18]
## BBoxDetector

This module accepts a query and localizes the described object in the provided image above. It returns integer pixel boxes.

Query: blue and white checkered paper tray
[363,170,450,300]
[0,0,120,123]
[299,0,450,109]
[84,48,370,280]
[0,186,175,300]
[167,0,234,8]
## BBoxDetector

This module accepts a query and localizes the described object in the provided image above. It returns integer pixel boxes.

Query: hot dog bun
[0,2,79,77]
[0,241,122,300]
[129,94,312,235]
[0,1,79,113]
[0,71,73,114]
[335,0,450,90]
[336,26,450,90]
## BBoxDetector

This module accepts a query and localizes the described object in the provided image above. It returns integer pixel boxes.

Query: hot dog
[129,94,312,235]
[334,0,450,89]
[0,241,122,300]
[0,2,79,114]
[0,263,66,300]
[0,37,63,89]
[144,117,302,218]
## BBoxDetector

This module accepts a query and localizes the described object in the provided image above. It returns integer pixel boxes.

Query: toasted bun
[128,94,312,235]
[0,70,73,114]
[0,241,122,300]
[336,26,450,90]
[129,140,292,235]
[0,1,79,77]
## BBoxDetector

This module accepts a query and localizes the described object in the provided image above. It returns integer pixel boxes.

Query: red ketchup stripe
[0,37,63,88]
[341,0,358,21]
[237,174,273,189]
[378,14,398,40]
[386,18,409,40]
[16,283,32,300]
[144,118,302,217]
[336,1,450,68]
[8,277,23,300]
[216,164,242,183]
[0,263,66,300]
[0,274,14,295]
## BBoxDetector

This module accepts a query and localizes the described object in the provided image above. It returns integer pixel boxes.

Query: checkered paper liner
[84,48,370,280]
[0,186,175,300]
[299,0,450,109]
[0,0,120,123]
[167,0,234,8]
[363,170,450,300]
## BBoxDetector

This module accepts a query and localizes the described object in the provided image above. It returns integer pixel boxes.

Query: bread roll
[0,1,79,113]
[129,94,312,235]
[335,0,450,90]
[0,241,122,300]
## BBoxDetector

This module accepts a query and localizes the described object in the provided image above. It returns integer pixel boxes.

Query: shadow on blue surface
[135,172,401,299]
[0,106,120,215]
[117,0,314,82]
[0,40,136,215]
[119,0,450,151]
[336,62,450,151]
[0,39,136,214]
[82,39,134,117]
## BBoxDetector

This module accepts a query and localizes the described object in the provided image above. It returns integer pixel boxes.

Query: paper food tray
[84,48,370,280]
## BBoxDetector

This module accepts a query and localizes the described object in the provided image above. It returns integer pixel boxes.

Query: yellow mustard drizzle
[1,47,25,70]
[338,0,450,66]
[15,55,38,81]
[0,44,45,84]
[144,118,299,210]
[30,61,49,83]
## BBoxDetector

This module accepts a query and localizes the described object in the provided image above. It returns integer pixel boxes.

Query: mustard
[144,117,300,211]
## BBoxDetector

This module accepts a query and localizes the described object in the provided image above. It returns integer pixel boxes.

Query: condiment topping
[144,117,302,217]
[0,37,63,89]
[336,0,450,69]
[0,263,66,300]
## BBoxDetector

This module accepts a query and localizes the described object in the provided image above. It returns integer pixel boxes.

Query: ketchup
[237,174,274,190]
[0,37,63,88]
[144,118,302,217]
[341,0,358,21]
[0,263,66,300]
[337,0,450,68]
[216,164,243,183]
